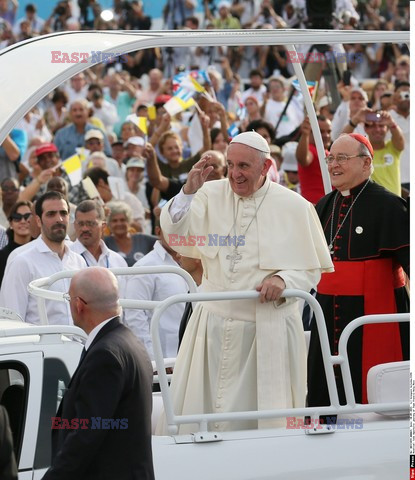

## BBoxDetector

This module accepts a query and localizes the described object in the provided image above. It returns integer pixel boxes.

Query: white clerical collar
[340,189,350,196]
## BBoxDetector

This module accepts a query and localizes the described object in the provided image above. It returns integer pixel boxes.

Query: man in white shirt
[134,68,164,107]
[85,166,146,233]
[84,129,122,178]
[0,191,86,325]
[240,69,267,106]
[64,73,89,104]
[13,3,45,36]
[263,77,304,139]
[124,228,189,360]
[332,86,368,140]
[87,84,119,135]
[70,200,128,295]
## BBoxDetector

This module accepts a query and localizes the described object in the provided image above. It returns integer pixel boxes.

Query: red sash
[318,259,405,403]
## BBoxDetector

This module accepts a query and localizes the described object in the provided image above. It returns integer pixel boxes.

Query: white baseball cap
[230,131,271,155]
[281,142,299,172]
[126,157,146,169]
[350,86,368,103]
[123,136,145,148]
[218,1,231,10]
[85,129,104,141]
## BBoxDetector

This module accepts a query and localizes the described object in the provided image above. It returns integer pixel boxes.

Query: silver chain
[328,179,370,254]
[231,181,271,251]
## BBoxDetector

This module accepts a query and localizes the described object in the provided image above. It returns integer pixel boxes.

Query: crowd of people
[0,0,410,477]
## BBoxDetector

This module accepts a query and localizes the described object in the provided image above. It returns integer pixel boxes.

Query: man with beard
[0,191,86,325]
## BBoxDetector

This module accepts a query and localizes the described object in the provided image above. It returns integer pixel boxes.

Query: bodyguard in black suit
[42,267,155,480]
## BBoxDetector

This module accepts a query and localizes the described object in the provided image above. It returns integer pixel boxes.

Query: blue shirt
[54,123,112,161]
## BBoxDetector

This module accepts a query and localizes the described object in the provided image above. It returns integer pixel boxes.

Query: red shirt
[298,143,326,205]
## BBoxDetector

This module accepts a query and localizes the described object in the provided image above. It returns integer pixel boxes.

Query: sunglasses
[11,212,32,222]
[63,293,88,305]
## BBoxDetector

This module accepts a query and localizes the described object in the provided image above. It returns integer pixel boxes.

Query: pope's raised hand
[183,155,215,195]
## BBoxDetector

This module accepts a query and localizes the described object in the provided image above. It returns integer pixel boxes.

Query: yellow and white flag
[62,154,82,186]
[126,114,148,135]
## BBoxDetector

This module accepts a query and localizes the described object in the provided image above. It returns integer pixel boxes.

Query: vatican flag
[62,154,82,186]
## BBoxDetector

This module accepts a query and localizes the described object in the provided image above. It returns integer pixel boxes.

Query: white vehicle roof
[0,28,410,194]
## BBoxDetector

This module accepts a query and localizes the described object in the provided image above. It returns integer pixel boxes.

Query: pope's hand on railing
[256,275,286,303]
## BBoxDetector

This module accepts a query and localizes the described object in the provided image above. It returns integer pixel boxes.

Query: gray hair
[358,143,375,175]
[75,200,105,221]
[106,200,132,224]
[203,149,226,166]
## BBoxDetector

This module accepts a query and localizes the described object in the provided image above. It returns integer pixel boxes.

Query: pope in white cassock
[157,131,333,434]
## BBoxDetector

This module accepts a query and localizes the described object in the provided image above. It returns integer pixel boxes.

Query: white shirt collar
[85,316,116,350]
[153,240,176,263]
[73,238,110,258]
[36,235,69,255]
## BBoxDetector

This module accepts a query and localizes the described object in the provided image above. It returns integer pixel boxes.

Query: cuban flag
[292,79,317,100]
[164,87,196,116]
[227,123,239,139]
[173,69,211,93]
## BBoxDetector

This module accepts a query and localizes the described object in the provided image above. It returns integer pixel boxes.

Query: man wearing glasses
[0,191,86,325]
[307,133,409,410]
[70,200,127,295]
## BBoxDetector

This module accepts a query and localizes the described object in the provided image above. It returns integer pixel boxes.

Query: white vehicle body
[0,267,410,479]
[0,28,410,479]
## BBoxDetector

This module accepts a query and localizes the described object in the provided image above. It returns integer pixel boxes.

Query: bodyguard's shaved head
[69,267,121,332]
[72,267,119,311]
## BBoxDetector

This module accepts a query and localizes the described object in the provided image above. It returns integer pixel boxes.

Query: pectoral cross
[226,249,242,272]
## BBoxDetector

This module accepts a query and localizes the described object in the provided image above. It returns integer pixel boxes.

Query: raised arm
[1,135,20,162]
[342,107,373,134]
[149,113,171,147]
[18,168,54,202]
[381,111,404,151]
[142,143,170,193]
[296,118,314,167]
[199,111,212,154]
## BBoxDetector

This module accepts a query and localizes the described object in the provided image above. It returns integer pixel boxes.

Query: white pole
[286,44,332,194]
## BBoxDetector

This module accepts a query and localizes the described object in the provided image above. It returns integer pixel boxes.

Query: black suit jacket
[0,406,18,480]
[43,317,155,480]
